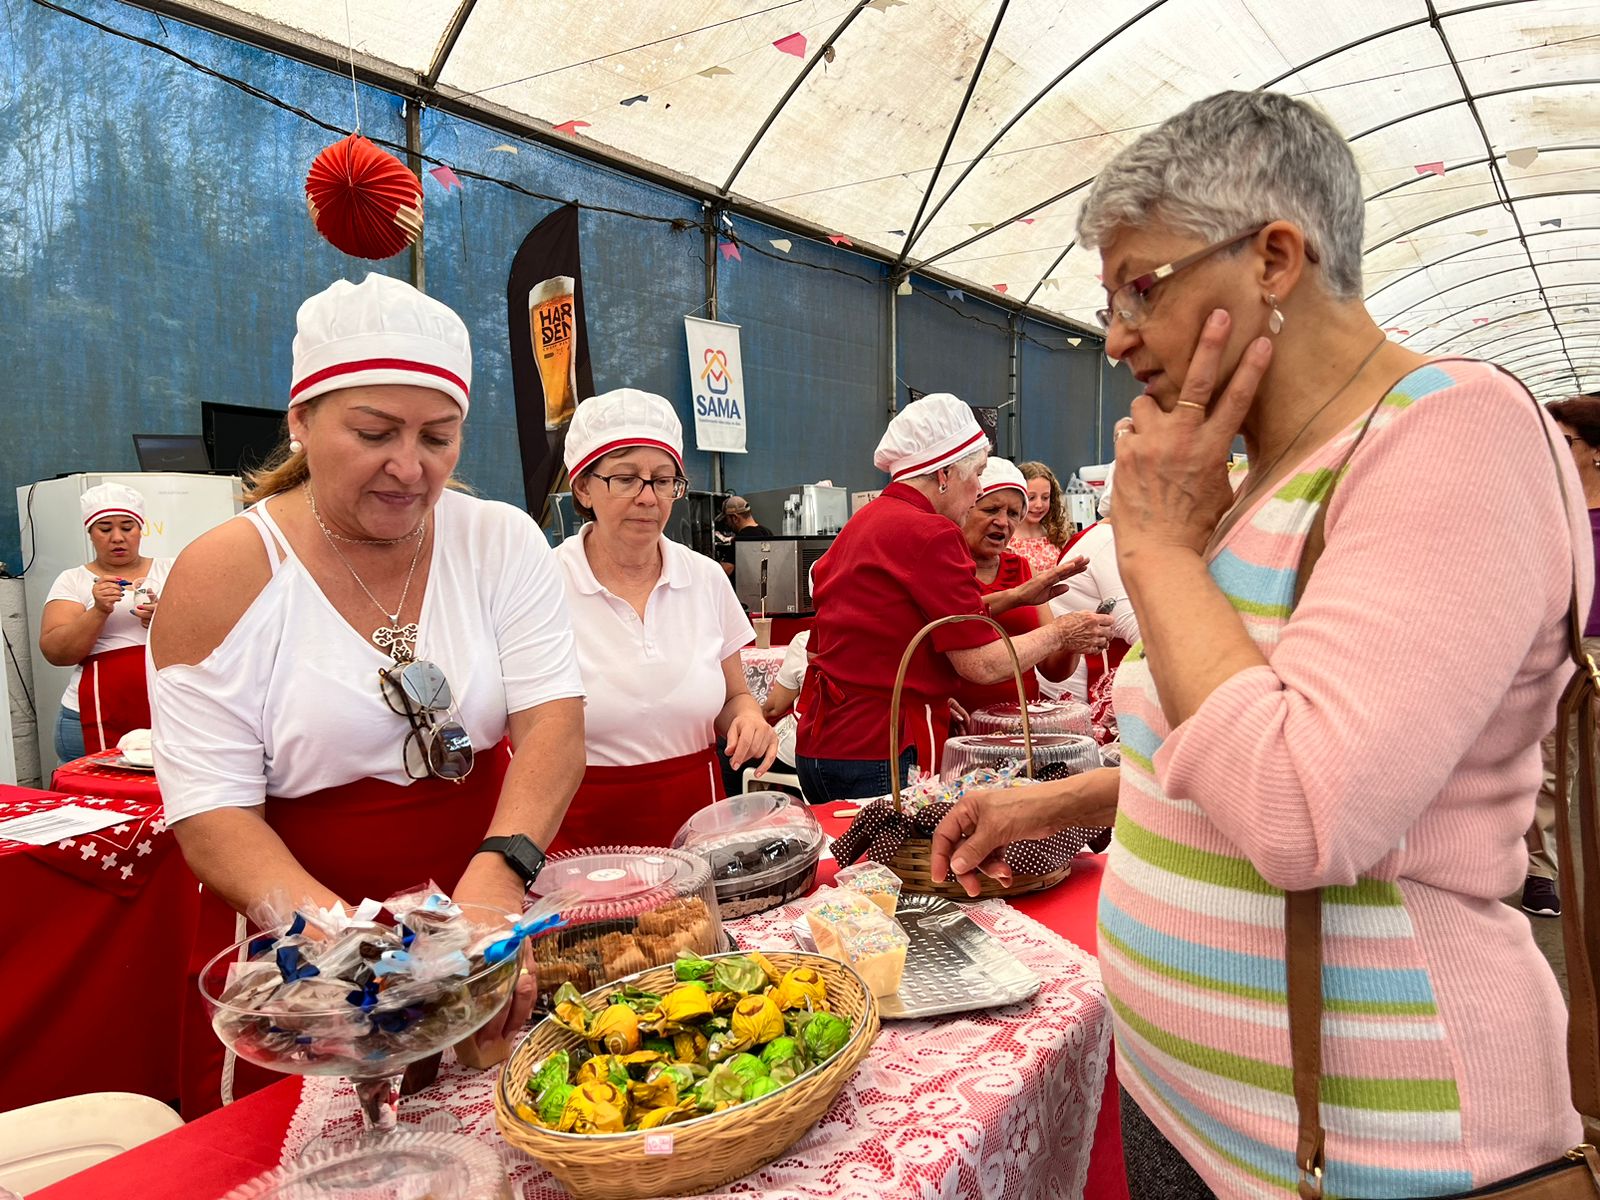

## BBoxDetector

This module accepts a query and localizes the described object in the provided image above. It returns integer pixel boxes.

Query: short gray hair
[1077,91,1364,300]
[945,447,988,481]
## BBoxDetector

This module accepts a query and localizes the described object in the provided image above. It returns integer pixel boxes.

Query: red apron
[178,742,510,1118]
[77,645,151,752]
[548,747,723,855]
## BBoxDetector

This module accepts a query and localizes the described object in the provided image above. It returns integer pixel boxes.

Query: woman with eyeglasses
[149,275,587,1116]
[930,92,1589,1197]
[795,394,1111,804]
[951,456,1093,715]
[548,388,776,852]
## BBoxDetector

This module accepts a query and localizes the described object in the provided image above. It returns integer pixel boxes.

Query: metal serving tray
[792,893,1042,1020]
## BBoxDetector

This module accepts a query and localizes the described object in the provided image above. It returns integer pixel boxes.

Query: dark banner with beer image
[507,203,594,521]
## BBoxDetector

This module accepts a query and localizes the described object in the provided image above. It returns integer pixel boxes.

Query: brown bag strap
[1284,364,1600,1200]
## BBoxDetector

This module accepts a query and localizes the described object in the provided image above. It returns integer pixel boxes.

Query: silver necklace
[306,486,427,662]
[1207,334,1388,555]
[307,484,425,545]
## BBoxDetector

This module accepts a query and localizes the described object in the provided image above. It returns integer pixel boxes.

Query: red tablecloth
[33,811,1128,1200]
[0,782,198,1111]
[52,749,166,804]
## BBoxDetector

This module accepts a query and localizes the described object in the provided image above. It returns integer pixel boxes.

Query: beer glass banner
[685,316,748,454]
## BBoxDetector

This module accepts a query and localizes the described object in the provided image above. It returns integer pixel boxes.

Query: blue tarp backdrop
[0,0,1136,572]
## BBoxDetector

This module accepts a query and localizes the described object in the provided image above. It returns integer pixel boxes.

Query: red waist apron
[804,665,945,772]
[548,747,723,855]
[77,645,151,753]
[179,742,509,1118]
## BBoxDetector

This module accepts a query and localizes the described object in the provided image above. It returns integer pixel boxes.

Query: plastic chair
[0,1092,183,1194]
[742,765,803,799]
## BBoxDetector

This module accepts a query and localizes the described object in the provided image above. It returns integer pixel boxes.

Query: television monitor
[202,401,286,476]
[131,434,213,472]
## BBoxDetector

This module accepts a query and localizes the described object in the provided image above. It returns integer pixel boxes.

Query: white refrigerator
[17,472,242,769]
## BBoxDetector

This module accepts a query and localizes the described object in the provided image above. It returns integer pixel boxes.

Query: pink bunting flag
[428,165,462,191]
[1016,218,1035,225]
[828,233,853,246]
[1472,318,1490,325]
[552,120,590,137]
[993,283,1008,294]
[774,33,807,57]
[1414,162,1446,177]
[718,240,741,262]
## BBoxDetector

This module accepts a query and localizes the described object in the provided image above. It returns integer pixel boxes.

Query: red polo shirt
[796,483,998,764]
[954,550,1043,713]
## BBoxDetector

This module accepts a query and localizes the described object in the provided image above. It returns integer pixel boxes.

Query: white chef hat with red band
[290,274,471,415]
[977,456,1027,500]
[81,482,146,528]
[873,392,988,481]
[564,388,685,478]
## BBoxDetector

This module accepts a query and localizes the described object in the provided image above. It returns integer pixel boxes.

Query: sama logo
[695,347,741,420]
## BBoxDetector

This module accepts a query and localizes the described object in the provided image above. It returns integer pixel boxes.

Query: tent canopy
[145,0,1598,397]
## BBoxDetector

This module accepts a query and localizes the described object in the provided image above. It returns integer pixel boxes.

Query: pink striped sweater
[1104,360,1590,1197]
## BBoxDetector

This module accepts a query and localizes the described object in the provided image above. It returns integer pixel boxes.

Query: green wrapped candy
[801,1012,851,1062]
[759,1036,807,1084]
[614,984,663,1013]
[723,1052,768,1089]
[674,951,715,983]
[746,1075,782,1101]
[711,956,767,996]
[527,1049,570,1102]
[697,1063,746,1109]
[537,1082,574,1126]
[646,1062,699,1092]
[643,1038,674,1057]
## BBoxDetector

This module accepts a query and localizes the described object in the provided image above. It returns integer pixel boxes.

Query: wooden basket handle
[888,613,1034,813]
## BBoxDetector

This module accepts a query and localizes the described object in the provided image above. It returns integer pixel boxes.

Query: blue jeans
[55,706,86,763]
[796,749,917,806]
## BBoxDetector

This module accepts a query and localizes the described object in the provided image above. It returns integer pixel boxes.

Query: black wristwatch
[476,834,546,889]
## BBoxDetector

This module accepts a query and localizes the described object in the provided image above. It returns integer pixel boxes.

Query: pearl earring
[289,439,304,454]
[1267,294,1285,335]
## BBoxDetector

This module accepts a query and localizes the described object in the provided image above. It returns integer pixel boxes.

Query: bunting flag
[718,240,741,262]
[698,66,733,78]
[1016,218,1035,226]
[887,229,907,237]
[896,279,913,296]
[428,165,463,191]
[489,144,519,154]
[1540,218,1563,228]
[620,94,649,106]
[769,238,792,253]
[774,33,807,57]
[828,233,853,246]
[866,0,906,8]
[552,120,590,136]
[1505,147,1539,168]
[1414,161,1446,177]
[1042,279,1060,291]
[993,283,1008,294]
[970,222,994,233]
[946,289,965,302]
[1067,337,1081,347]
[1472,318,1490,325]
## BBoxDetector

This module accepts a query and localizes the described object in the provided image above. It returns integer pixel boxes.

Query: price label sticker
[643,1133,675,1156]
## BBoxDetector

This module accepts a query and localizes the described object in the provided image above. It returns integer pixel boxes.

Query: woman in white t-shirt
[40,482,173,761]
[550,389,777,852]
[148,275,587,1116]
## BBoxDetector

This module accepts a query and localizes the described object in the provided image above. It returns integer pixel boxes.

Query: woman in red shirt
[954,458,1094,714]
[795,395,1112,803]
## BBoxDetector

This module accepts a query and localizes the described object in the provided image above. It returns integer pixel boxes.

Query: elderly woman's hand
[1008,555,1089,607]
[1113,310,1272,559]
[725,710,779,776]
[1048,610,1114,654]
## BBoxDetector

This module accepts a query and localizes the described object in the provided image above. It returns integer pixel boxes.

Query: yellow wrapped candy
[672,1030,709,1063]
[552,999,592,1037]
[730,994,784,1049]
[771,967,828,1013]
[629,1076,679,1111]
[649,985,715,1030]
[634,1106,678,1130]
[589,1003,642,1055]
[558,1081,628,1134]
[575,1055,627,1087]
[748,950,784,986]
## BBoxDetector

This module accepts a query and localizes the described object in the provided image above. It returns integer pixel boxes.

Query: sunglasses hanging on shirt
[378,659,476,782]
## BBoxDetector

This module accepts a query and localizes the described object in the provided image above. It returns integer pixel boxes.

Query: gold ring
[1175,400,1207,411]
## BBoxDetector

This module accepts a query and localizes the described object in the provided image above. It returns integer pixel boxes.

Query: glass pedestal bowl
[198,903,520,1147]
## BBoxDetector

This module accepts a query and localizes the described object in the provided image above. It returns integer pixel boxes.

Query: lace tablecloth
[740,646,787,706]
[279,900,1110,1199]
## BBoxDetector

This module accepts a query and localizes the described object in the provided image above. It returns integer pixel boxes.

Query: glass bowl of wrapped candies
[199,890,528,1138]
[672,792,824,918]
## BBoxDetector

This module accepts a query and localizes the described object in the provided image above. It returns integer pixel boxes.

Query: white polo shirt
[554,527,754,767]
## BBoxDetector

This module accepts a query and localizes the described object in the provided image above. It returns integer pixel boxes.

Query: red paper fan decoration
[305,134,424,260]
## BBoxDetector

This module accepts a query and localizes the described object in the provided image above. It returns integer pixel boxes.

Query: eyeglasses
[379,660,475,782]
[590,473,688,500]
[1096,225,1320,332]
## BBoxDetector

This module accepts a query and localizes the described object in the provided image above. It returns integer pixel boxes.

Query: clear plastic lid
[528,847,713,922]
[671,791,824,895]
[968,700,1092,737]
[941,733,1102,779]
[220,1131,509,1199]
